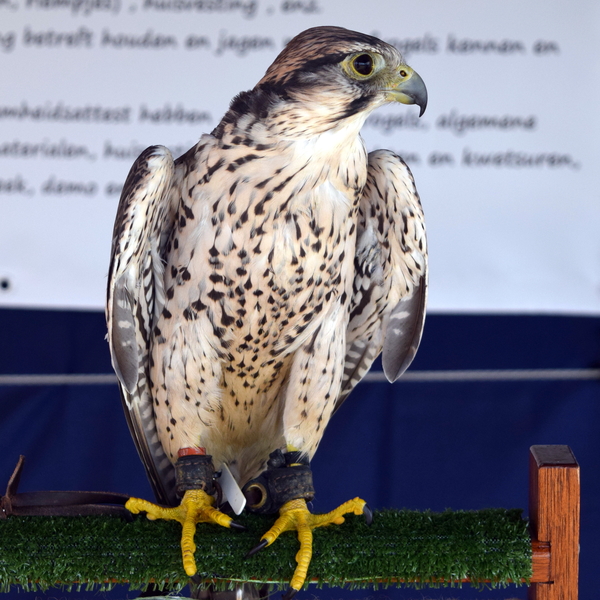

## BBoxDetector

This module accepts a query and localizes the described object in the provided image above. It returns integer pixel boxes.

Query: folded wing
[337,149,428,411]
[106,145,178,505]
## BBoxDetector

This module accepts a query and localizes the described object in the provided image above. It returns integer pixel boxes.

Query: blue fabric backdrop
[1,308,598,599]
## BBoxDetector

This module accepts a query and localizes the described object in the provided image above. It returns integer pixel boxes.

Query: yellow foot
[247,497,372,596]
[126,489,244,576]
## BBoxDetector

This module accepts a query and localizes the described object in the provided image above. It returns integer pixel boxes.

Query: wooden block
[531,540,551,583]
[528,445,580,600]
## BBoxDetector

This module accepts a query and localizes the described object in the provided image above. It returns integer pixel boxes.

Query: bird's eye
[352,54,374,76]
[342,52,382,80]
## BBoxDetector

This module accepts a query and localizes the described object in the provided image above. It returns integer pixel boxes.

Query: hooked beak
[386,66,428,116]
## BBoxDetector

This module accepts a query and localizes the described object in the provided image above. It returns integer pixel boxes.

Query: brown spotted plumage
[106,25,428,589]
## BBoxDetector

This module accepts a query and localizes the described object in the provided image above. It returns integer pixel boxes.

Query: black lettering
[138,104,212,125]
[388,151,421,165]
[280,0,321,13]
[41,175,98,195]
[0,102,130,123]
[0,31,16,52]
[101,29,178,49]
[0,175,31,194]
[379,32,439,57]
[0,139,94,159]
[25,0,119,16]
[365,111,427,134]
[436,110,537,136]
[215,30,275,56]
[23,26,93,48]
[428,151,455,166]
[533,39,560,54]
[105,182,123,195]
[462,148,579,169]
[142,0,257,18]
[184,34,210,49]
[447,34,526,54]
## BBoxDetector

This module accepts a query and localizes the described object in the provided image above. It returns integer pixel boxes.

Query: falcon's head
[215,26,427,138]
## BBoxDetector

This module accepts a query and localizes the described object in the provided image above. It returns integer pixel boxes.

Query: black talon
[245,538,269,558]
[229,521,247,531]
[363,503,373,525]
[282,587,299,600]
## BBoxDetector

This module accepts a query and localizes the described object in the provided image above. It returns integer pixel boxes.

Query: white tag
[219,463,246,515]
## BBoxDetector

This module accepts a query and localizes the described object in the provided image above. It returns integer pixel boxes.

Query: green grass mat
[0,508,531,593]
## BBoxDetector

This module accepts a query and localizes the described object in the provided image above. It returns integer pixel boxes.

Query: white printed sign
[0,0,598,313]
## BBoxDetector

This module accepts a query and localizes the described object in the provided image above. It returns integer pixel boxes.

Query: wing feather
[336,149,427,411]
[106,145,178,505]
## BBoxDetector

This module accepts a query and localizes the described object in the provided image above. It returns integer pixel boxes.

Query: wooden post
[528,445,580,599]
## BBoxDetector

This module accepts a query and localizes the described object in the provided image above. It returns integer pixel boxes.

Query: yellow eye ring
[343,51,383,80]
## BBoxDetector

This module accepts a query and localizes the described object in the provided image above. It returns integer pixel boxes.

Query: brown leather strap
[1,455,133,519]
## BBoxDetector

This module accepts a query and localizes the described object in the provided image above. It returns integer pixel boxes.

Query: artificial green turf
[0,508,531,593]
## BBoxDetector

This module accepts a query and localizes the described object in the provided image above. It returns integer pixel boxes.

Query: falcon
[106,25,427,596]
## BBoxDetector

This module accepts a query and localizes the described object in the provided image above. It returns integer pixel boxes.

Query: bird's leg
[126,447,244,576]
[243,449,371,596]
